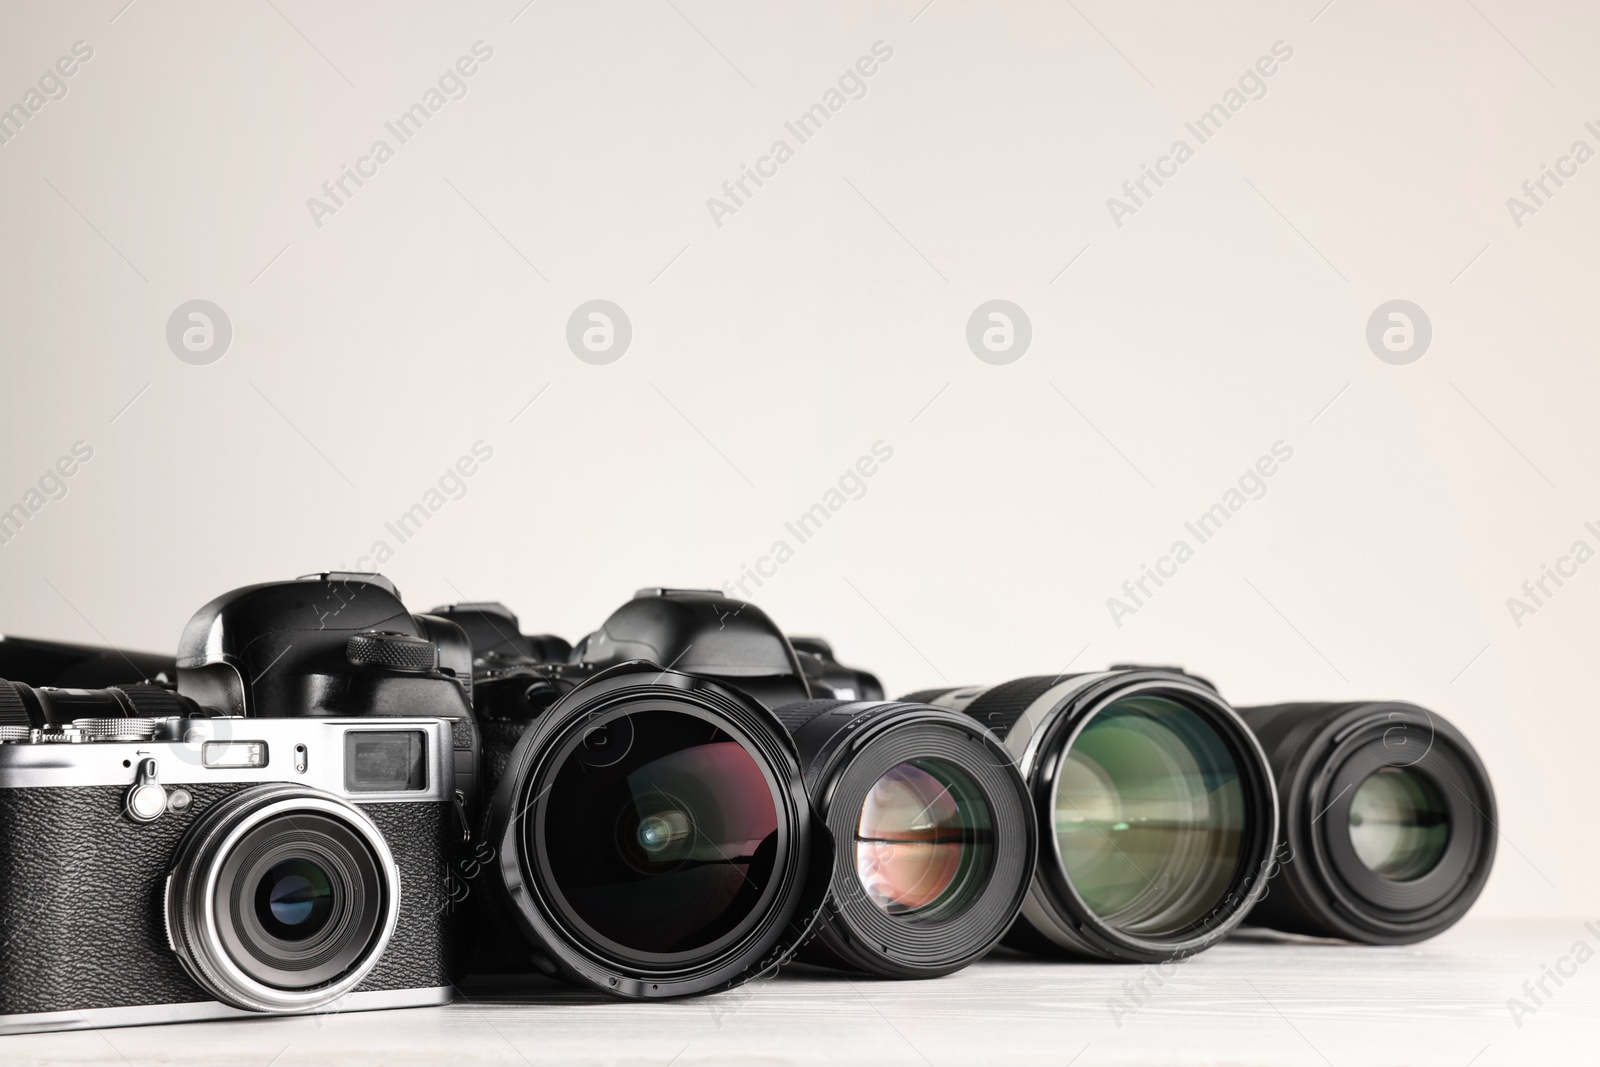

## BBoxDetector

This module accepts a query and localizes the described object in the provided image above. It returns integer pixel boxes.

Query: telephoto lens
[482,658,832,998]
[774,699,1035,978]
[908,667,1278,962]
[1236,701,1495,944]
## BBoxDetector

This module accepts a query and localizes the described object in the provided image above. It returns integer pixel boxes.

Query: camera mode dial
[345,631,436,673]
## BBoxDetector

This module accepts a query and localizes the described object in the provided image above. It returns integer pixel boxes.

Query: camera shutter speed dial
[76,717,160,742]
[345,631,436,673]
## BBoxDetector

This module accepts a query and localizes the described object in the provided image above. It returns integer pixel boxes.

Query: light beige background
[0,0,1594,928]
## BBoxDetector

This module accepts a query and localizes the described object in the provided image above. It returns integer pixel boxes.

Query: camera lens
[856,760,987,917]
[257,859,336,939]
[776,699,1035,979]
[167,785,400,1012]
[907,670,1276,963]
[1055,694,1244,936]
[1348,767,1449,879]
[1238,701,1494,944]
[540,709,782,958]
[487,663,829,998]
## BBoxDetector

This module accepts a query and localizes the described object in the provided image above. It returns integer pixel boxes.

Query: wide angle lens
[487,660,827,999]
[1054,694,1245,936]
[538,708,783,960]
[1347,767,1450,880]
[855,759,989,917]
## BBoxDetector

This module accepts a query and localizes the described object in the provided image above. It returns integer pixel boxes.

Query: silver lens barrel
[164,784,401,1013]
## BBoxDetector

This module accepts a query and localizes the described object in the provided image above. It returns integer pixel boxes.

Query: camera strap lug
[452,789,472,843]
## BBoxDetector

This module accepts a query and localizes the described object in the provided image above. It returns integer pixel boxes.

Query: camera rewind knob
[346,631,437,673]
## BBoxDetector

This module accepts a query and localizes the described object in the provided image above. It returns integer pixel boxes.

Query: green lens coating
[1054,694,1245,936]
[1348,767,1450,880]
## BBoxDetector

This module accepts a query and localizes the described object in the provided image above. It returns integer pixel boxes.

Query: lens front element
[1348,767,1450,880]
[855,760,991,917]
[539,709,783,963]
[257,858,337,940]
[1054,695,1245,936]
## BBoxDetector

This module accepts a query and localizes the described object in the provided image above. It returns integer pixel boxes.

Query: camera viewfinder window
[344,731,427,793]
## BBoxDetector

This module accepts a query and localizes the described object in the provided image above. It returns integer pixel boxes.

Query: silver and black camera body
[0,707,457,1034]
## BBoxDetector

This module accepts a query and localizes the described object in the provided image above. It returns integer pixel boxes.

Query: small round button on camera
[125,758,168,823]
[127,784,167,822]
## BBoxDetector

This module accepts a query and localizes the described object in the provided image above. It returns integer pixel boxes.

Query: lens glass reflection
[1054,694,1245,936]
[1348,767,1449,880]
[855,760,991,917]
[255,858,335,941]
[540,710,781,958]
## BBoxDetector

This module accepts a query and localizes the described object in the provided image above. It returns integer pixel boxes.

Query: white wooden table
[2,919,1590,1065]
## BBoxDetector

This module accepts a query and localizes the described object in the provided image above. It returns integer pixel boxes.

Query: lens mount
[488,661,829,998]
[166,784,400,1013]
[921,671,1278,962]
[788,701,1035,979]
[1250,701,1495,943]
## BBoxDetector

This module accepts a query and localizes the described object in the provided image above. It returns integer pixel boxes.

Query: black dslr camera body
[435,589,833,999]
[0,711,457,1034]
[175,573,481,818]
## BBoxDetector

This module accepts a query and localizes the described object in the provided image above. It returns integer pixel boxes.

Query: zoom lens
[777,700,1035,979]
[167,785,400,1012]
[908,669,1276,963]
[486,663,830,999]
[1238,701,1494,943]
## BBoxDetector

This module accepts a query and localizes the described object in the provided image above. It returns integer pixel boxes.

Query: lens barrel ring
[166,784,401,1013]
[792,701,1036,979]
[1242,702,1496,943]
[487,661,829,999]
